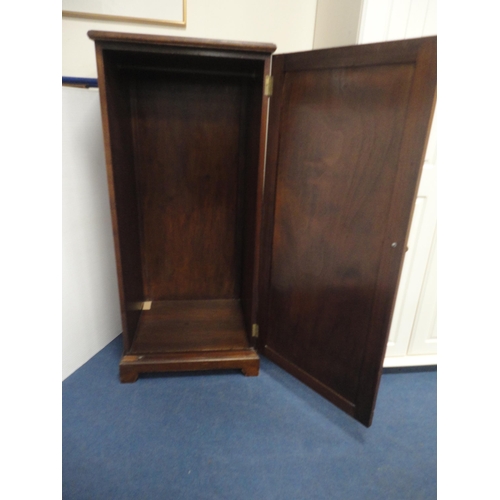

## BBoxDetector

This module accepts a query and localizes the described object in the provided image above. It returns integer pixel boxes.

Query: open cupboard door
[259,37,436,427]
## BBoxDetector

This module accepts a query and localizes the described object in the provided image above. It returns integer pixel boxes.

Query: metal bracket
[264,75,273,97]
[252,323,259,338]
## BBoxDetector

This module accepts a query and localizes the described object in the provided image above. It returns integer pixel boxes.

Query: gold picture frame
[63,0,186,28]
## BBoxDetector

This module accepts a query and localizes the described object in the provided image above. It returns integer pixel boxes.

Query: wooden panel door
[259,37,436,426]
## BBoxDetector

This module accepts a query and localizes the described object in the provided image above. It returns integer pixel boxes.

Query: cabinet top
[88,31,277,55]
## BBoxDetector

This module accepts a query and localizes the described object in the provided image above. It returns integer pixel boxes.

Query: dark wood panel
[106,49,268,80]
[96,46,145,351]
[283,36,428,72]
[132,72,247,300]
[355,37,437,424]
[263,346,355,417]
[240,62,267,342]
[90,31,274,380]
[119,349,259,382]
[261,37,436,426]
[267,62,415,402]
[258,55,286,355]
[129,299,249,353]
[89,30,276,54]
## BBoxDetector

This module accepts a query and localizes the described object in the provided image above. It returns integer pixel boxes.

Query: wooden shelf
[130,299,250,354]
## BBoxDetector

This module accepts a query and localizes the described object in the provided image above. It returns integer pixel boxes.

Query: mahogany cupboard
[88,31,436,426]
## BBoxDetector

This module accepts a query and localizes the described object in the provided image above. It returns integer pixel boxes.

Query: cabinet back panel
[132,72,249,300]
[266,63,415,403]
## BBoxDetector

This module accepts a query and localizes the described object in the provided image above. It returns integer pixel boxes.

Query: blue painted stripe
[62,76,98,88]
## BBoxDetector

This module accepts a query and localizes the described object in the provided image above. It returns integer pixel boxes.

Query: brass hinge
[264,75,273,97]
[252,323,259,338]
[128,300,152,311]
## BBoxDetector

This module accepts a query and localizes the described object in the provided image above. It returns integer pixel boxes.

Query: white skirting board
[384,354,437,368]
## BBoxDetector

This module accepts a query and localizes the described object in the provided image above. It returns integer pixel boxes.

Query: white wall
[62,87,122,380]
[312,0,437,50]
[63,0,318,77]
[313,0,363,49]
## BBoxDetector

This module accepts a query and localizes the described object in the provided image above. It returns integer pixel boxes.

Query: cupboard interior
[102,49,265,355]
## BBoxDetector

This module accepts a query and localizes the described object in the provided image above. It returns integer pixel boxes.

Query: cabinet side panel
[97,47,145,350]
[241,66,266,339]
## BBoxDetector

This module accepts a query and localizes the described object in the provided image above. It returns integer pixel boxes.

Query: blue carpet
[63,337,436,499]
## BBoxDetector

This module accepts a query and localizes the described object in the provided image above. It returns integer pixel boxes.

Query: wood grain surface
[88,30,276,55]
[260,37,436,426]
[90,32,273,367]
[130,299,249,353]
[132,71,247,300]
[95,48,145,350]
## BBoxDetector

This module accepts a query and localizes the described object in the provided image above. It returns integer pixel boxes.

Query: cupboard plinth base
[241,365,259,377]
[119,350,259,382]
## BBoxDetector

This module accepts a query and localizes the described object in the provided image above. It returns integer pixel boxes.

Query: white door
[384,121,437,365]
[358,0,438,366]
